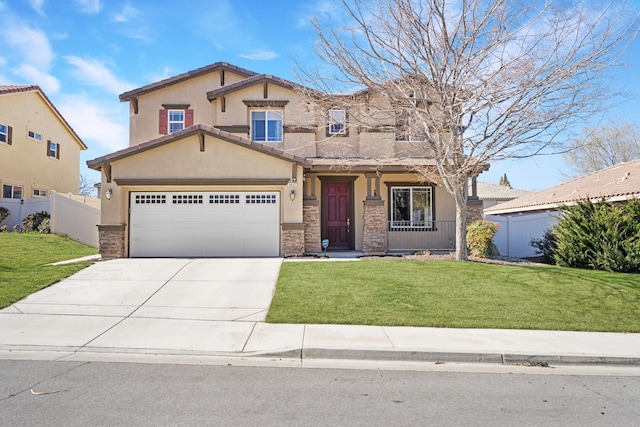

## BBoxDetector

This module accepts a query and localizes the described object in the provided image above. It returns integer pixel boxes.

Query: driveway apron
[0,258,283,354]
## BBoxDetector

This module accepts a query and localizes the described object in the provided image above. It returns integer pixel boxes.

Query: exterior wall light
[290,189,296,201]
[105,189,113,200]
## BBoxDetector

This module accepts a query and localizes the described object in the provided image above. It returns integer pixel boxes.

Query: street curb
[259,348,640,367]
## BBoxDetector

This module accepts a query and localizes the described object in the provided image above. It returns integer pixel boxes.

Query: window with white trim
[33,189,47,197]
[3,184,23,199]
[328,109,347,135]
[251,110,283,142]
[0,123,8,144]
[390,186,433,229]
[395,110,427,142]
[28,130,43,141]
[168,110,185,133]
[47,141,60,158]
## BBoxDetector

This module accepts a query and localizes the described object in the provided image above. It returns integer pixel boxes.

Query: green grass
[0,233,98,308]
[266,260,640,332]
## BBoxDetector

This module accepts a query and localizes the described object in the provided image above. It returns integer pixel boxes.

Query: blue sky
[1,0,639,191]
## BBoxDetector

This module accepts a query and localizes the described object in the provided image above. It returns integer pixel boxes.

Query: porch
[386,220,456,252]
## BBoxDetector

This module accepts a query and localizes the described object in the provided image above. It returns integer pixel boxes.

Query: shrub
[553,199,640,273]
[529,228,557,264]
[0,225,8,233]
[17,211,50,233]
[37,217,51,234]
[0,206,9,223]
[467,219,499,258]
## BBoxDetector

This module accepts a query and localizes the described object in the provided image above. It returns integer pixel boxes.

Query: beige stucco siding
[128,70,249,146]
[99,134,302,226]
[0,91,82,198]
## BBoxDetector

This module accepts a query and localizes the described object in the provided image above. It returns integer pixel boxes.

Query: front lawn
[266,260,640,332]
[0,233,97,308]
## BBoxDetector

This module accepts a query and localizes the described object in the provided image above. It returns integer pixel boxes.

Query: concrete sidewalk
[0,258,639,368]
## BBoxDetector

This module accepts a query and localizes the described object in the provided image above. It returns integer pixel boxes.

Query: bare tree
[79,174,96,197]
[564,123,640,177]
[297,0,638,260]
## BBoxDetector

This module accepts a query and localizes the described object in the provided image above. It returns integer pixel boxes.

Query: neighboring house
[88,62,483,258]
[485,159,640,258]
[471,181,530,210]
[0,85,87,200]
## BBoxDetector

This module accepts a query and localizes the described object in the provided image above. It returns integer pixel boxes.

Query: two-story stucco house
[88,62,480,258]
[0,85,87,200]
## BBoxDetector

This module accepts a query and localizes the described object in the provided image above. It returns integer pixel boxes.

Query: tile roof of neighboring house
[86,124,310,170]
[119,62,258,101]
[472,181,530,201]
[0,84,87,149]
[485,159,640,215]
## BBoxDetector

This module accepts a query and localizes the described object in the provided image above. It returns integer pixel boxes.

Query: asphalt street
[1,360,640,426]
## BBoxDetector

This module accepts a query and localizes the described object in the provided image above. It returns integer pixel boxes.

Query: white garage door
[129,191,280,257]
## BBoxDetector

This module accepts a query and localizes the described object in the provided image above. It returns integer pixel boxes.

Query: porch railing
[387,220,456,252]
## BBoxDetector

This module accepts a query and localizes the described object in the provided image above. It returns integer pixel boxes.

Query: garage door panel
[129,192,280,257]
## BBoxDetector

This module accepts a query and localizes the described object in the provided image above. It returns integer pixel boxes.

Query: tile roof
[472,181,530,201]
[206,74,313,100]
[87,124,309,169]
[0,84,87,149]
[485,159,640,214]
[119,62,258,101]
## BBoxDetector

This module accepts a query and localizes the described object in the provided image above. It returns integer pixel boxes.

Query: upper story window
[158,107,193,135]
[251,110,283,142]
[328,109,347,136]
[3,184,23,199]
[168,110,185,133]
[390,186,433,229]
[33,189,47,197]
[28,130,43,141]
[0,123,11,145]
[47,141,60,159]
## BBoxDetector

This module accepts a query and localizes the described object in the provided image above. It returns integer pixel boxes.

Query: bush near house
[466,219,499,258]
[15,211,50,233]
[552,199,640,273]
[0,206,9,223]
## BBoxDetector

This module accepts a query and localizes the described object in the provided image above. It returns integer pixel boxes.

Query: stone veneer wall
[97,224,126,259]
[303,201,321,253]
[466,198,484,223]
[282,224,305,257]
[362,200,387,254]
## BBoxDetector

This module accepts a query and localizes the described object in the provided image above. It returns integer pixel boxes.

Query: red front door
[325,182,351,249]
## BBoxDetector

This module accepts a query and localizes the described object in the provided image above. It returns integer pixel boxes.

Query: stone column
[281,223,305,257]
[362,200,387,254]
[97,224,126,259]
[303,200,321,253]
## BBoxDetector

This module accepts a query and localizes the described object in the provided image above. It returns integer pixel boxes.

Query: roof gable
[87,124,309,170]
[0,85,87,150]
[485,159,640,214]
[119,62,258,101]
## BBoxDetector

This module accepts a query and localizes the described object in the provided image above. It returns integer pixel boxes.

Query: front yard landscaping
[266,260,640,332]
[0,233,97,309]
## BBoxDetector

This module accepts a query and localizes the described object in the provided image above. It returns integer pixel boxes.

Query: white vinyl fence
[0,191,100,248]
[488,212,559,258]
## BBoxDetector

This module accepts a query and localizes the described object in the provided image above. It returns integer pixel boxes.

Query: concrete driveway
[0,258,289,355]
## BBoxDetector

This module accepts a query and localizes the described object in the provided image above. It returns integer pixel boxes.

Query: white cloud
[113,2,139,23]
[64,56,135,95]
[29,0,46,16]
[239,50,279,61]
[297,0,345,28]
[0,23,59,92]
[17,64,60,93]
[1,25,54,66]
[56,94,129,152]
[75,0,102,14]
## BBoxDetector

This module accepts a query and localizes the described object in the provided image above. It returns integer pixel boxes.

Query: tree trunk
[454,186,468,261]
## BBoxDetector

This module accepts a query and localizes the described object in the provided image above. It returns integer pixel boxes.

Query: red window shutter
[47,139,50,156]
[185,109,194,128]
[159,109,168,134]
[56,143,60,159]
[7,126,12,145]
